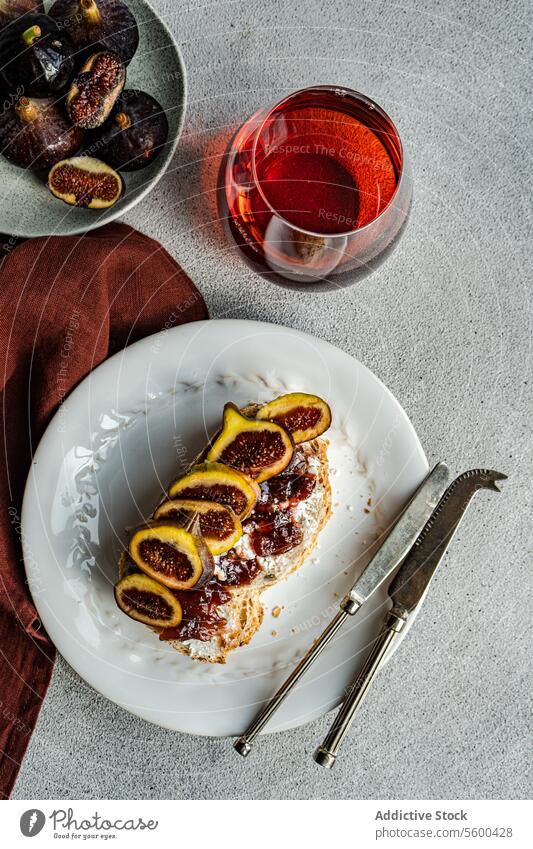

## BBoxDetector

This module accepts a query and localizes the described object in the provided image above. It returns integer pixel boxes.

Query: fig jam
[159,584,231,642]
[244,457,315,559]
[217,553,263,586]
[251,517,303,557]
[256,471,316,512]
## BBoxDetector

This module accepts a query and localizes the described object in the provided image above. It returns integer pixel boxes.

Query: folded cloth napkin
[0,222,208,797]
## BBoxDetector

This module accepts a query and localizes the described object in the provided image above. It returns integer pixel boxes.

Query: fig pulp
[256,392,331,443]
[207,403,294,483]
[0,2,44,28]
[48,155,123,207]
[168,462,260,520]
[115,572,182,627]
[129,521,214,590]
[97,89,169,171]
[0,97,83,168]
[67,50,125,129]
[49,0,139,66]
[153,498,242,556]
[0,13,75,96]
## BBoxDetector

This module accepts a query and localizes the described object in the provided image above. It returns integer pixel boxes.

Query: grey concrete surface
[12,0,531,800]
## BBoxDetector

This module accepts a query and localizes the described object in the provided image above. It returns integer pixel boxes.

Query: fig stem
[15,97,38,123]
[114,111,132,130]
[80,0,102,26]
[21,25,41,45]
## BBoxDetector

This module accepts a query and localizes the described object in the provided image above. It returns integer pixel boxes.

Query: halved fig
[168,461,259,520]
[48,155,123,208]
[67,51,125,130]
[114,572,182,628]
[129,520,214,591]
[154,499,242,556]
[207,403,294,483]
[256,393,331,443]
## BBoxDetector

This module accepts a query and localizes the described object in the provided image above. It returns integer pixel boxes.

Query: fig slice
[114,572,182,628]
[48,155,123,208]
[153,498,242,556]
[256,393,332,444]
[168,461,260,520]
[67,51,125,130]
[207,403,294,483]
[129,520,214,591]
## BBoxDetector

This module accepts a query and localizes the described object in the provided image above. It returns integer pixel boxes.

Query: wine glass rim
[250,84,406,239]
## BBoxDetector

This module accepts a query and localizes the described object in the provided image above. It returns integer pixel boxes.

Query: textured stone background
[13,0,531,799]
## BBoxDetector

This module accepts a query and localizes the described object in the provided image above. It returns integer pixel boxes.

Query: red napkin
[0,223,208,797]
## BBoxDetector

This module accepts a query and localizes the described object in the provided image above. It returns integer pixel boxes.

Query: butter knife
[314,468,507,768]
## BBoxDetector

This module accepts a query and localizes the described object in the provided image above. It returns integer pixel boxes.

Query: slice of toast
[118,408,332,663]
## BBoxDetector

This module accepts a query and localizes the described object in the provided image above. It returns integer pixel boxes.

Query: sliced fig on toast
[256,393,331,443]
[129,521,214,590]
[153,498,242,556]
[168,462,259,520]
[114,572,182,627]
[207,403,294,483]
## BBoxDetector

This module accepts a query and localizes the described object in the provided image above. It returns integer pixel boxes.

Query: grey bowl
[0,0,186,237]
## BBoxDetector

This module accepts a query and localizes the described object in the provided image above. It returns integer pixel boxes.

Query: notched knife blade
[389,468,507,614]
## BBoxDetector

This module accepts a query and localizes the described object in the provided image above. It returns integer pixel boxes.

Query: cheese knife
[314,467,507,768]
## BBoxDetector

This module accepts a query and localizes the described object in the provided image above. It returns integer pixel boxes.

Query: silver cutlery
[313,468,507,768]
[234,460,451,757]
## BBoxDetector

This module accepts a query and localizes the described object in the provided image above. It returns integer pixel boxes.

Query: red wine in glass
[220,86,412,287]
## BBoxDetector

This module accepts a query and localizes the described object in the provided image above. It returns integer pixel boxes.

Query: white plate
[22,319,428,736]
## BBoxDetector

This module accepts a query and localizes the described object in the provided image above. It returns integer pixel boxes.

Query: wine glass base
[218,180,411,292]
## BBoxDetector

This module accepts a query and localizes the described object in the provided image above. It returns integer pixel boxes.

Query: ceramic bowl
[0,0,186,237]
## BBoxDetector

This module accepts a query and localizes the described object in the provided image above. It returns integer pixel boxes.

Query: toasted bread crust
[118,406,332,663]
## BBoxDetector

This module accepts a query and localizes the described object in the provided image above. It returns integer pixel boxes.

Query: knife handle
[234,603,357,756]
[313,607,408,768]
